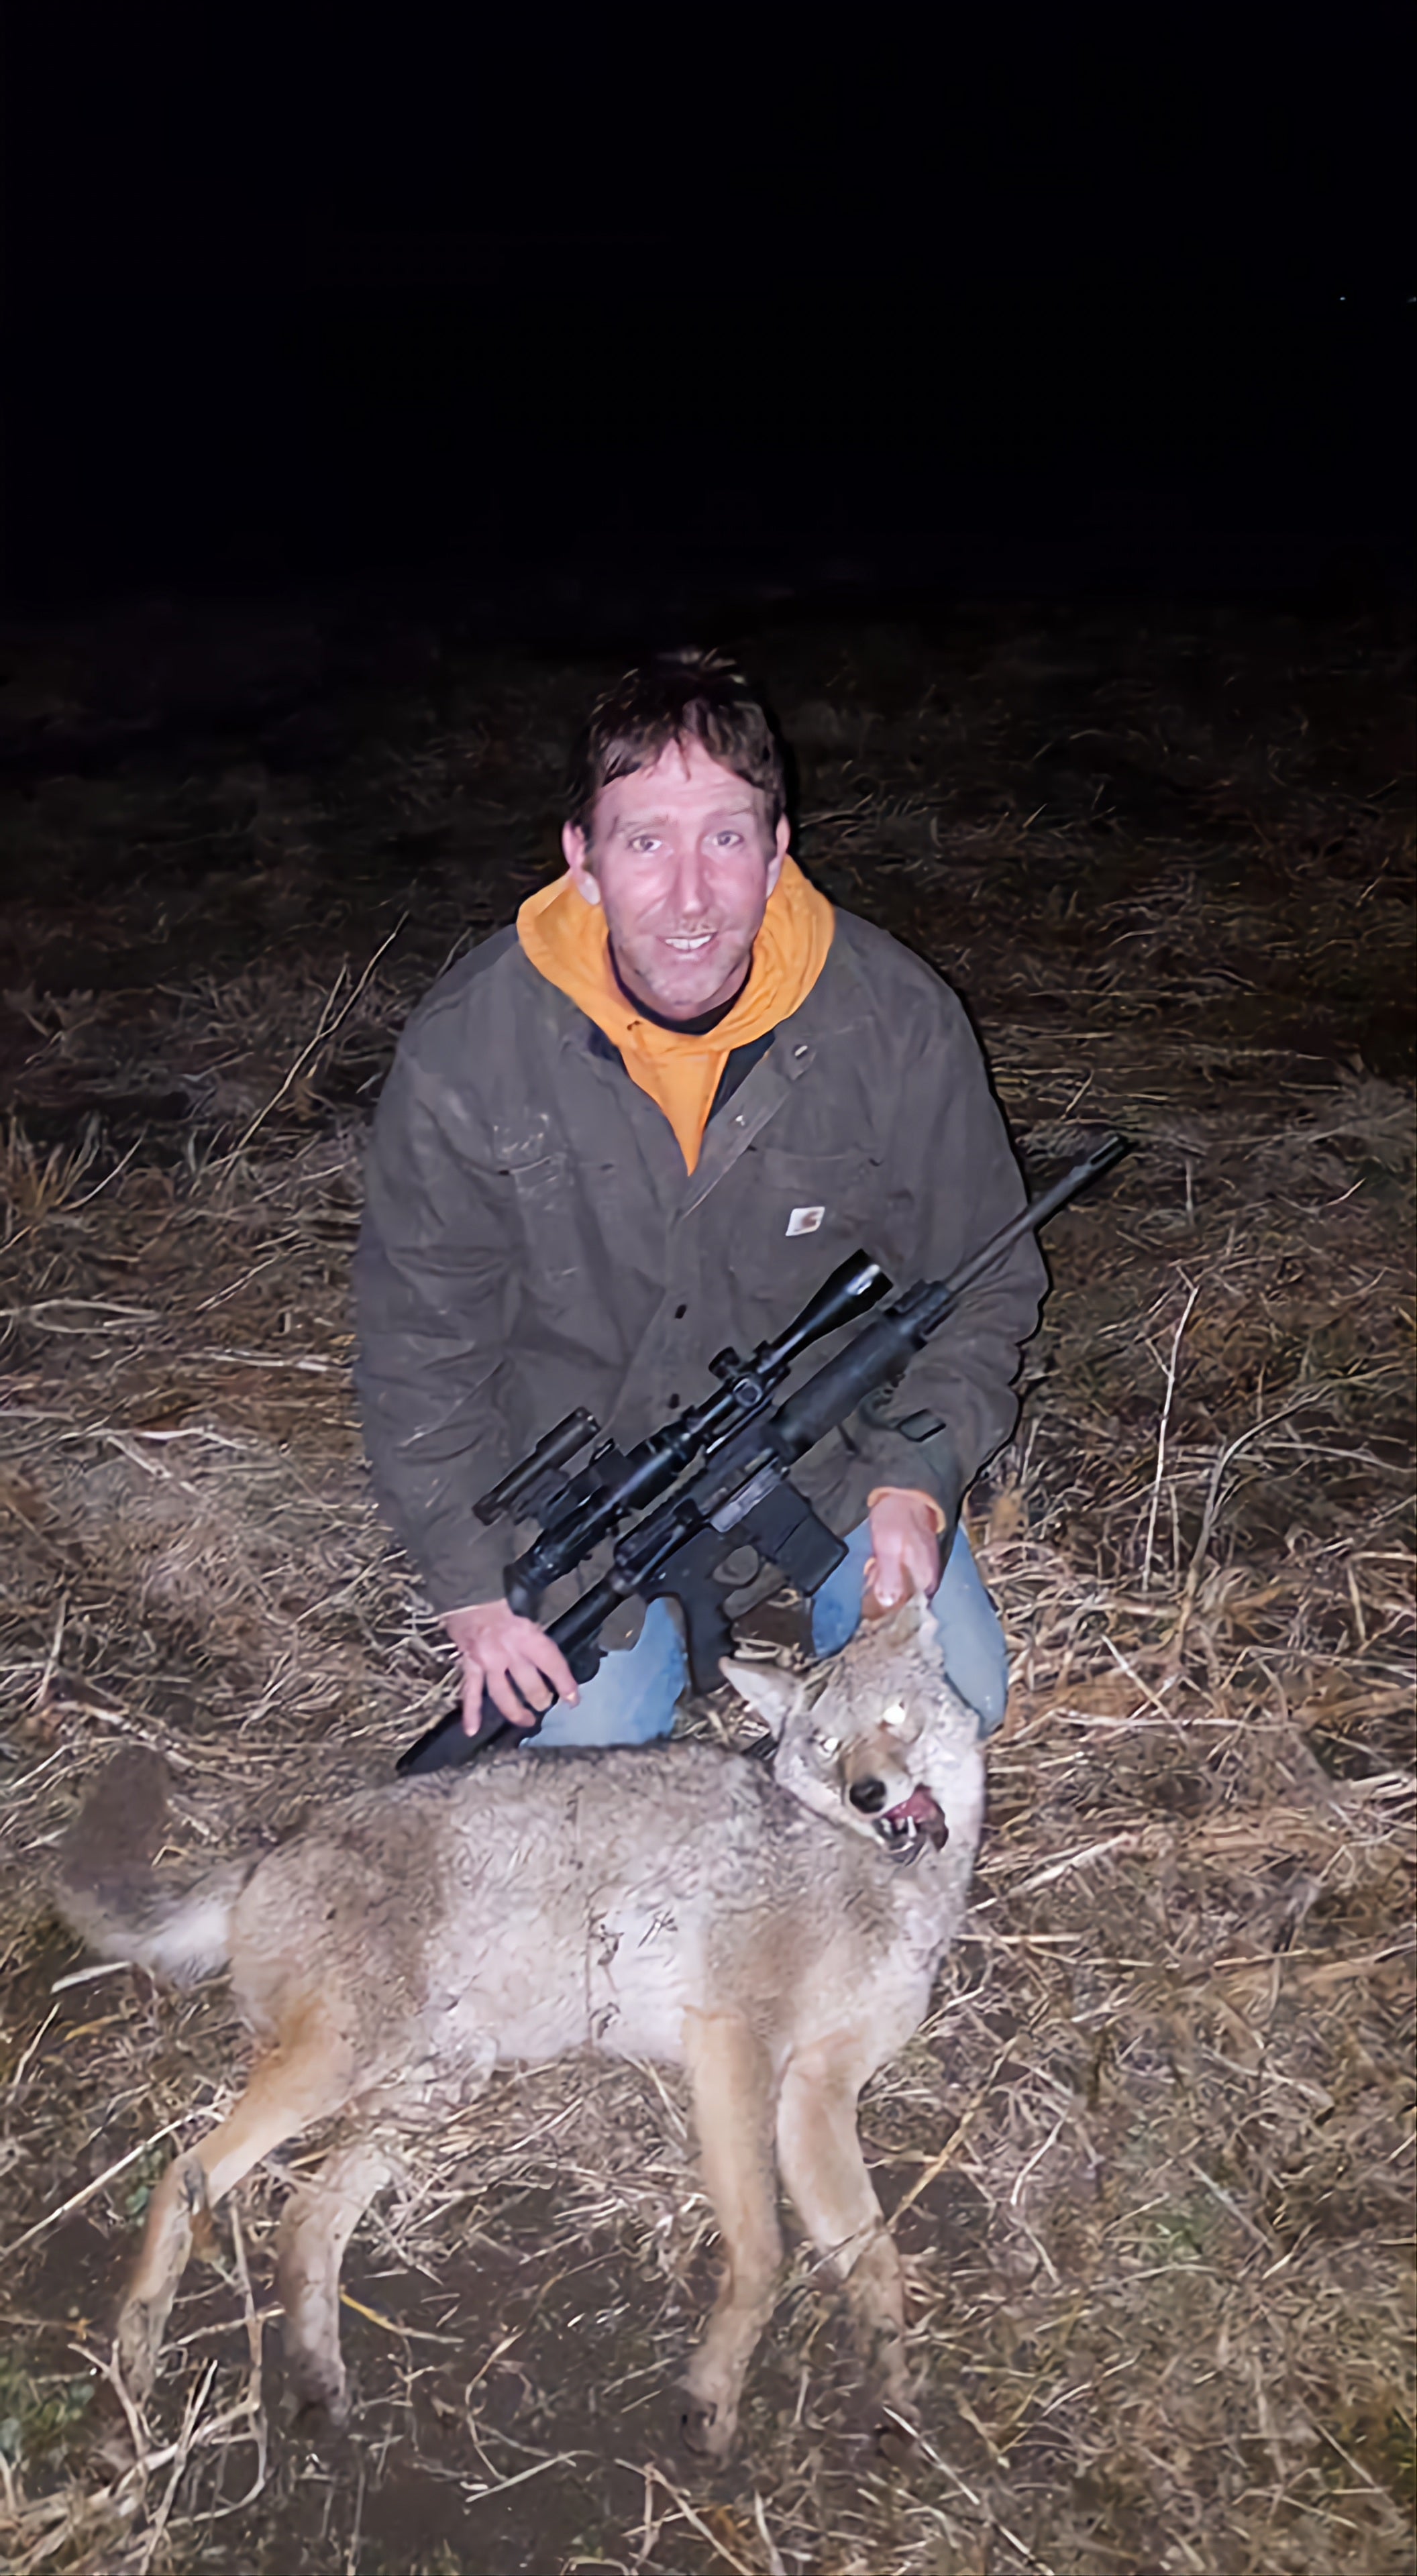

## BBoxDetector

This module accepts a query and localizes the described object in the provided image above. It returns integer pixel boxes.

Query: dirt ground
[0,591,1412,2575]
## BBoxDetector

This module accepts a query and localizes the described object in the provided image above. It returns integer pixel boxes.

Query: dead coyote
[54,1593,984,2455]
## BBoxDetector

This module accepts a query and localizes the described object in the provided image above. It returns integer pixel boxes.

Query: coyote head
[722,1593,984,1868]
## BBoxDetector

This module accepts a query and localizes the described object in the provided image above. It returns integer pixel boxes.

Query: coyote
[53,1594,984,2456]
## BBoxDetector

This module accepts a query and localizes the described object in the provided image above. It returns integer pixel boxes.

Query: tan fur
[52,1596,984,2453]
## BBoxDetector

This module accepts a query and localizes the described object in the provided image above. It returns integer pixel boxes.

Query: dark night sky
[6,18,1412,606]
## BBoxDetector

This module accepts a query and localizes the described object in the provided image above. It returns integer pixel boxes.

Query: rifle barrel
[777,1134,1126,1454]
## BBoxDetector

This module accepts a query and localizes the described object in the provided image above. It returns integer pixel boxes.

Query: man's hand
[441,1601,581,1735]
[865,1489,944,1611]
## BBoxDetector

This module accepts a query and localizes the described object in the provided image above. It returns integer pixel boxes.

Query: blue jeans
[530,1517,1008,1750]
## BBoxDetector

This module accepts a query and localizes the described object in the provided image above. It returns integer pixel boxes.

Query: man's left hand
[866,1489,943,1609]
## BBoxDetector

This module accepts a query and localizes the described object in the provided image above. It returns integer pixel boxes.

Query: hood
[517,855,834,1173]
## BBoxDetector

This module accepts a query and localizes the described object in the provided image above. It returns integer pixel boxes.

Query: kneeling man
[354,650,1045,1743]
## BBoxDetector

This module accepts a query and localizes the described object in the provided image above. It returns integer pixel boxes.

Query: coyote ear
[719,1658,808,1738]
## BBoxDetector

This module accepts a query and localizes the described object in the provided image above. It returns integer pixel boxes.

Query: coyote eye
[814,1733,841,1760]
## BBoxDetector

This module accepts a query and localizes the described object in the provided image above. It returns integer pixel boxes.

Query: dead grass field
[0,596,1412,2575]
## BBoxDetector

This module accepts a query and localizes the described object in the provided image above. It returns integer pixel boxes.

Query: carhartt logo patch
[786,1205,826,1236]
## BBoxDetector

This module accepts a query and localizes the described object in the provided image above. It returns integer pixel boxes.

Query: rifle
[397,1131,1126,1774]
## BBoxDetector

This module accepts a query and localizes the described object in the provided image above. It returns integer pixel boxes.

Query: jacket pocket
[730,1144,890,1301]
[494,1135,581,1293]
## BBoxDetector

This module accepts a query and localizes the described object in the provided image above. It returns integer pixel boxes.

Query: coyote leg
[680,2010,782,2459]
[275,2138,396,2423]
[776,2047,913,2427]
[119,2018,354,2400]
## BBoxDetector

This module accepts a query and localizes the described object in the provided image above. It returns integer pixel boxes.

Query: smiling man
[571,737,786,1018]
[354,650,1045,1745]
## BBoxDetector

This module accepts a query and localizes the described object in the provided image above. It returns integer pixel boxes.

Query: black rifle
[397,1132,1126,1774]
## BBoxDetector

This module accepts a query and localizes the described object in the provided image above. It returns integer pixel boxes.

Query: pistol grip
[641,1535,739,1696]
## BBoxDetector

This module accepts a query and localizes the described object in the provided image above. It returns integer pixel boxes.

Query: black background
[5,14,1413,613]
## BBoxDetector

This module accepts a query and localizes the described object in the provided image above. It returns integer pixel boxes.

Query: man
[354,650,1045,1746]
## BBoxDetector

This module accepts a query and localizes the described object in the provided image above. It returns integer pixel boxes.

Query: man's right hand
[441,1601,580,1737]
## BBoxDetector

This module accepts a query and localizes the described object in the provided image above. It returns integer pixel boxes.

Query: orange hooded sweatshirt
[516,857,945,1545]
[517,855,835,1175]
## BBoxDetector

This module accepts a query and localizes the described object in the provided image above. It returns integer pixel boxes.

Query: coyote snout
[52,1593,984,2455]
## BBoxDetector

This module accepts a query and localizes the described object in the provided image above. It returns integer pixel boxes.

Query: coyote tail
[52,1746,255,1986]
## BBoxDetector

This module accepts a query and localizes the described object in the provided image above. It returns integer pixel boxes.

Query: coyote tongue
[883,1786,948,1852]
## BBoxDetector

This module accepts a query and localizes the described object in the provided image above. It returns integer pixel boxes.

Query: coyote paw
[681,2344,744,2455]
[115,2149,208,2402]
[285,2344,351,2429]
[115,2295,166,2402]
[680,2393,737,2459]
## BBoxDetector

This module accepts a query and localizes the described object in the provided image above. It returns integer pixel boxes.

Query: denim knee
[529,1599,686,1750]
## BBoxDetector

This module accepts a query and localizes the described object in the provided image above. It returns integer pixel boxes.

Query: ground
[0,590,1412,2575]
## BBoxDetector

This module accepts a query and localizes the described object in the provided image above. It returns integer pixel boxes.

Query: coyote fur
[53,1594,984,2455]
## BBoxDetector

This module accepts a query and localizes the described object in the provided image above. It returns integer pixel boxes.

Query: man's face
[562,738,789,1018]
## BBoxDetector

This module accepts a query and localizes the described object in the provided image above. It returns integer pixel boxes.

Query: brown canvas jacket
[353,907,1047,1619]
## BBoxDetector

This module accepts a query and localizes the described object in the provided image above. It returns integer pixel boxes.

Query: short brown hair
[566,648,787,841]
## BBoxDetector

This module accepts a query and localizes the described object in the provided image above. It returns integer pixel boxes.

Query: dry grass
[0,600,1412,2575]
